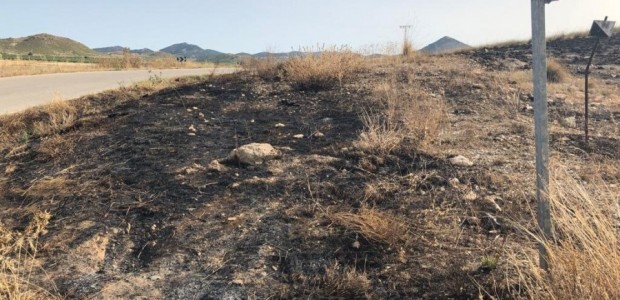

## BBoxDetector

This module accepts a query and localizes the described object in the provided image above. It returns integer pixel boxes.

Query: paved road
[0,68,236,114]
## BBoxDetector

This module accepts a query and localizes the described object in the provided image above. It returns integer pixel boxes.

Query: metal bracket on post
[531,0,554,271]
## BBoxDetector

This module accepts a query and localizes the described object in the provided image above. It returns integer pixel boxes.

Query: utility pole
[530,0,557,271]
[399,25,413,43]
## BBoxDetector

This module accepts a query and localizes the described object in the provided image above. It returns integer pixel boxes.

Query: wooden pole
[531,0,552,271]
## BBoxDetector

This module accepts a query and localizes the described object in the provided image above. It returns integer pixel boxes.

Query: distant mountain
[0,33,96,56]
[93,46,126,53]
[159,43,237,63]
[421,36,471,54]
[130,48,155,55]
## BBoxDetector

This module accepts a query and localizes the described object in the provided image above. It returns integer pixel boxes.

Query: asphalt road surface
[0,68,237,114]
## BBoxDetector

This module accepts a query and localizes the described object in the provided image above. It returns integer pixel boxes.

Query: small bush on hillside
[547,59,569,83]
[239,56,283,81]
[283,46,364,90]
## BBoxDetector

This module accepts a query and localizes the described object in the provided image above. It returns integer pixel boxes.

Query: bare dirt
[0,34,619,299]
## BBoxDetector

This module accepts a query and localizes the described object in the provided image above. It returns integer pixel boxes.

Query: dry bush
[547,59,569,83]
[317,262,371,299]
[239,56,283,81]
[283,46,364,90]
[356,81,447,153]
[508,168,620,299]
[330,206,409,248]
[0,211,57,299]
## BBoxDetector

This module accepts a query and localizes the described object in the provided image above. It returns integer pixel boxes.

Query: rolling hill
[0,33,97,56]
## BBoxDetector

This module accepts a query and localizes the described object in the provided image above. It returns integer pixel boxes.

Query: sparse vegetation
[546,58,569,83]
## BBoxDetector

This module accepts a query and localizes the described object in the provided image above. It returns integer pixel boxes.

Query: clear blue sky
[1,0,618,54]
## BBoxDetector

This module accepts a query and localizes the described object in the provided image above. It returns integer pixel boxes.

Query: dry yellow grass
[356,81,447,153]
[283,46,364,90]
[319,262,371,299]
[0,211,57,299]
[239,56,283,81]
[546,59,570,83]
[0,60,104,77]
[508,168,620,299]
[330,206,409,248]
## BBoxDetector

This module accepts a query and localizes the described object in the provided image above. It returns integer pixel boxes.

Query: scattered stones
[228,143,280,165]
[293,134,304,139]
[449,155,474,167]
[274,123,286,128]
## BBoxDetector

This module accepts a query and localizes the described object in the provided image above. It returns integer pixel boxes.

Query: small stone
[186,108,192,112]
[321,117,333,123]
[352,240,361,249]
[227,217,238,221]
[449,155,474,167]
[231,182,241,188]
[149,275,162,281]
[523,104,534,112]
[198,112,205,118]
[232,279,244,285]
[313,131,325,138]
[192,106,198,110]
[293,134,304,139]
[188,125,197,132]
[274,123,286,128]
[464,191,478,201]
[449,178,460,188]
[187,133,196,136]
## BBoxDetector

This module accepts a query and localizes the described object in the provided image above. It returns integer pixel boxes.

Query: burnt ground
[0,34,619,299]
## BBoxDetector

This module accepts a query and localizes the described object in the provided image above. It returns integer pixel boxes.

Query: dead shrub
[330,206,409,248]
[508,168,620,299]
[547,59,569,83]
[283,46,364,90]
[402,38,414,57]
[239,56,283,81]
[356,81,447,153]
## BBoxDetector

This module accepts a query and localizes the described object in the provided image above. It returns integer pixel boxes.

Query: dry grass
[547,59,570,83]
[356,81,447,154]
[508,168,620,299]
[0,211,57,299]
[0,60,104,77]
[239,56,283,81]
[282,46,364,90]
[318,262,371,299]
[330,206,409,248]
[402,38,414,57]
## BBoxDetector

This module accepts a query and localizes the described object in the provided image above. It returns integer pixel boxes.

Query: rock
[448,178,461,188]
[464,191,478,201]
[352,240,361,249]
[293,134,304,139]
[188,133,196,136]
[274,123,286,128]
[313,131,325,138]
[208,160,227,172]
[149,275,162,281]
[483,196,502,212]
[188,125,197,132]
[523,104,534,112]
[228,143,280,165]
[449,155,474,167]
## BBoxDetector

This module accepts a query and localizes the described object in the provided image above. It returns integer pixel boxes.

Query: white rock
[188,125,197,132]
[228,143,280,165]
[313,131,325,138]
[274,123,286,128]
[293,134,304,139]
[449,155,474,167]
[449,178,461,188]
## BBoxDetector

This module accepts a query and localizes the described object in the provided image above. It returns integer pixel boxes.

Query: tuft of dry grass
[356,81,447,154]
[330,206,409,248]
[31,100,78,137]
[0,211,57,299]
[546,59,569,83]
[402,38,414,57]
[282,46,364,90]
[318,262,371,299]
[508,168,620,299]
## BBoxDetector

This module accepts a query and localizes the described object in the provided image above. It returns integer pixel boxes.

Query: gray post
[531,0,552,271]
